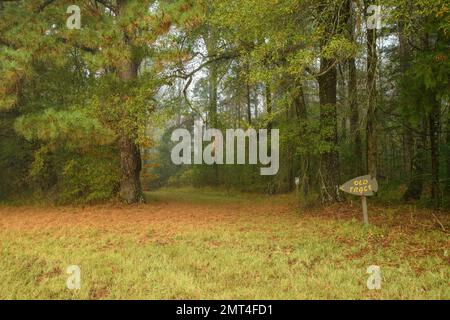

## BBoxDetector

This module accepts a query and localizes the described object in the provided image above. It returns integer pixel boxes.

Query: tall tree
[318,56,339,202]
[0,0,191,203]
[317,0,350,202]
[347,0,362,175]
[116,0,143,203]
[365,1,378,180]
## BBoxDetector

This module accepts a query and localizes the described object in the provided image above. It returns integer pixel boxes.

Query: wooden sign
[339,175,378,196]
[339,175,378,226]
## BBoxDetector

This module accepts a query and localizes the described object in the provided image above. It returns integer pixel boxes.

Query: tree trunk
[205,31,219,183]
[445,110,450,193]
[116,1,143,203]
[266,83,272,131]
[117,58,143,203]
[344,0,362,175]
[246,81,252,125]
[366,24,378,180]
[399,24,413,179]
[348,58,362,175]
[205,31,219,129]
[447,109,450,192]
[347,1,362,174]
[295,83,310,204]
[403,119,426,201]
[429,92,441,209]
[403,133,414,178]
[246,63,252,125]
[253,86,258,119]
[318,57,340,203]
[399,18,425,201]
[119,135,142,203]
[208,64,218,128]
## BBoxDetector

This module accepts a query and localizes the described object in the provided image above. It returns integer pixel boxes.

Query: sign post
[339,175,378,226]
[361,195,368,225]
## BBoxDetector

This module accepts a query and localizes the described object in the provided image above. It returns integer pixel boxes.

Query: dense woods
[0,0,449,208]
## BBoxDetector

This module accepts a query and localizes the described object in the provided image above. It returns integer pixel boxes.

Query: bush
[59,154,119,204]
[26,146,120,205]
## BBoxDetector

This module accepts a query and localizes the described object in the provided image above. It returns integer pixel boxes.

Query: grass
[0,188,448,299]
[143,187,257,204]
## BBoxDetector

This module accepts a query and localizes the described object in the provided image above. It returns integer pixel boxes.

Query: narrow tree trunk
[295,83,310,204]
[347,0,362,175]
[429,92,441,209]
[253,86,258,118]
[445,110,450,193]
[403,119,426,201]
[348,58,362,175]
[318,57,340,203]
[208,63,218,128]
[246,63,252,125]
[246,81,252,125]
[205,31,219,129]
[366,24,378,179]
[208,61,219,183]
[447,109,450,192]
[204,31,219,184]
[399,21,414,179]
[266,84,272,131]
[399,19,425,200]
[403,133,414,177]
[421,32,442,209]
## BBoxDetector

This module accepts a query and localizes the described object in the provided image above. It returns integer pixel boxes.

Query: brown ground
[0,197,448,239]
[0,201,288,235]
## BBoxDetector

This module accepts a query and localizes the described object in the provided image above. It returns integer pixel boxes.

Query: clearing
[0,188,448,299]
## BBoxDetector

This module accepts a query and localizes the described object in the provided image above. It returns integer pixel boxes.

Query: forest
[0,0,449,300]
[0,0,449,208]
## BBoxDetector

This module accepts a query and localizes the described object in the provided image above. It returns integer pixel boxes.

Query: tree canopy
[0,0,448,208]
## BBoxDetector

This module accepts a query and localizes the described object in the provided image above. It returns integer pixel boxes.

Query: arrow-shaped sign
[339,175,378,197]
[339,175,378,226]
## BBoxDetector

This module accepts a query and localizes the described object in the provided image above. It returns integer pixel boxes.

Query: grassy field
[0,188,448,300]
